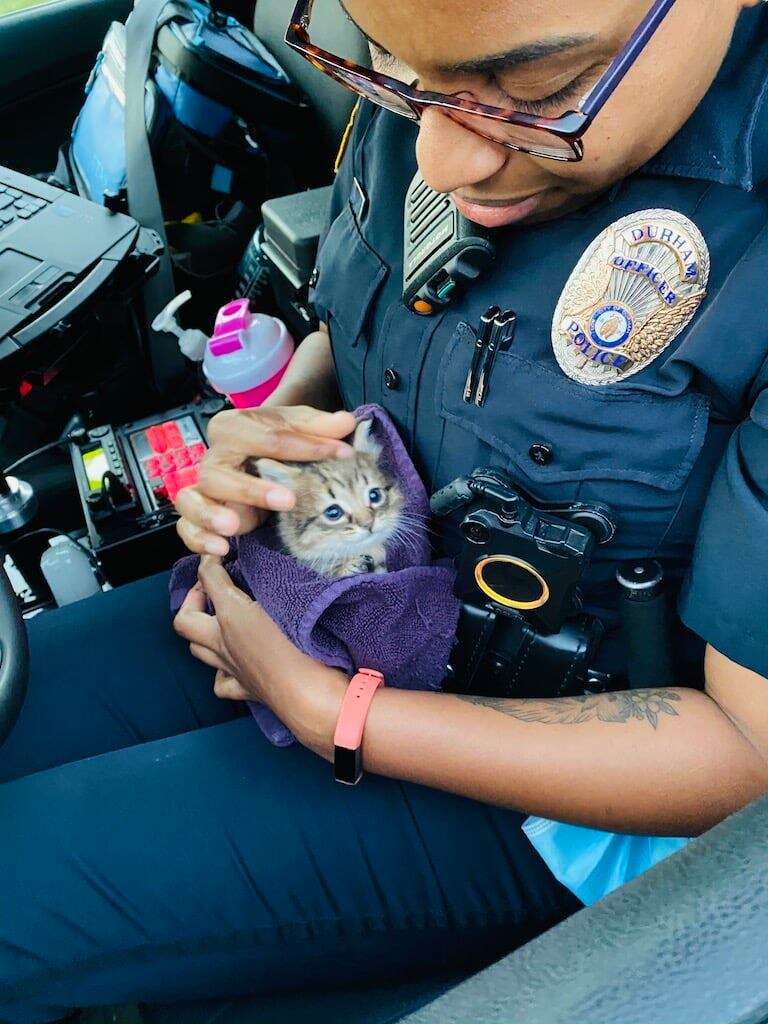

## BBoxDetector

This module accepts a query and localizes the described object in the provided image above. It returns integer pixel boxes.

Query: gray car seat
[253,0,370,166]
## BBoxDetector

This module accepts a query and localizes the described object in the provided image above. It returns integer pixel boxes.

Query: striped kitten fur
[254,420,407,579]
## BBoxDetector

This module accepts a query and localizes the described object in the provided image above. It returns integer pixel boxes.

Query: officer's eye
[368,487,383,506]
[323,504,345,522]
[491,65,599,116]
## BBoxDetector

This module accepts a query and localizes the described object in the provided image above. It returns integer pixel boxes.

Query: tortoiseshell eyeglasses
[285,0,677,162]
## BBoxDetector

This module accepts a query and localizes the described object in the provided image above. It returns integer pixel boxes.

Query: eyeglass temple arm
[580,0,677,119]
[289,0,313,32]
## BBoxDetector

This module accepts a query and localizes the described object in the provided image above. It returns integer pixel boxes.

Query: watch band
[333,668,385,785]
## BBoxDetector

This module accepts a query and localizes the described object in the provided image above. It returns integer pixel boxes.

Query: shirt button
[529,443,553,466]
[384,367,400,390]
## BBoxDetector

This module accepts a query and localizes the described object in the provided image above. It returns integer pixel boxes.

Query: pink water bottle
[203,299,294,408]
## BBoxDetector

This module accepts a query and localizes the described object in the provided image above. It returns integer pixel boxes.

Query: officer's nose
[416,107,508,195]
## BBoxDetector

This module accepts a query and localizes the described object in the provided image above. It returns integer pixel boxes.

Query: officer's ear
[352,419,382,459]
[253,458,301,488]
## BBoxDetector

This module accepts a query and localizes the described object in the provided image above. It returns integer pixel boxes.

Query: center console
[69,398,225,585]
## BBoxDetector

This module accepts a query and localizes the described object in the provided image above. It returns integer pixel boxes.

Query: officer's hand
[175,406,356,555]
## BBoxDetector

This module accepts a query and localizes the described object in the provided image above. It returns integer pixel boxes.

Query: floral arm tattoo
[455,689,682,730]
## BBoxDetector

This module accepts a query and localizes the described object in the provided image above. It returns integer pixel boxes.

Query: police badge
[552,210,710,385]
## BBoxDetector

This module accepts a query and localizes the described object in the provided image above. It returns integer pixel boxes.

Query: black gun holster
[445,604,610,699]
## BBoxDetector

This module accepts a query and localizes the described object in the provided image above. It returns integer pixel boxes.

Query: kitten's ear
[253,458,301,488]
[352,419,381,458]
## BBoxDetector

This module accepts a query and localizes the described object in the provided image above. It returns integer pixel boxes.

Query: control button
[91,426,109,438]
[384,367,400,390]
[189,443,206,463]
[0,195,13,210]
[309,267,319,288]
[164,421,183,448]
[529,443,553,466]
[147,425,168,453]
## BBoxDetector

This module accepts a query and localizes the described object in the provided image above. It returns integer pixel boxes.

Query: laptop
[0,165,142,360]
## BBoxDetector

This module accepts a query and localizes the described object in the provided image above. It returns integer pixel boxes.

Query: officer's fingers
[213,671,250,701]
[195,462,295,513]
[254,426,353,463]
[198,554,250,613]
[176,516,230,557]
[173,604,221,650]
[207,410,353,464]
[189,644,231,674]
[177,583,206,613]
[283,408,357,442]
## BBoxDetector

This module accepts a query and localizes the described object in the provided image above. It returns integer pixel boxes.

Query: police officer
[3,0,768,1019]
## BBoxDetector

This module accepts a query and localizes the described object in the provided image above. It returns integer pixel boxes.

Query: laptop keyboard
[0,183,49,228]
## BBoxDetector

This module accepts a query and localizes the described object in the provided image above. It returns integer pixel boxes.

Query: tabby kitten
[254,420,406,579]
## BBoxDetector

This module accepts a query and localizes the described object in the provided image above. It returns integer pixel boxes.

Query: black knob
[461,519,491,545]
[529,443,553,466]
[616,560,664,601]
[384,367,400,390]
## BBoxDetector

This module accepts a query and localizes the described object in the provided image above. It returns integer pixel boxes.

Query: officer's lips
[452,192,544,228]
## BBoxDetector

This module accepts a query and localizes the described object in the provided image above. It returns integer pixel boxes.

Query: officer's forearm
[265,326,341,411]
[342,686,768,836]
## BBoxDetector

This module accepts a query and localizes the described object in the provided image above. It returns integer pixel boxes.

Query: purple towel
[170,404,460,745]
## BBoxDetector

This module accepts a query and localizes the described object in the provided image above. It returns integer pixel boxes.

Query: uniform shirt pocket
[436,322,710,493]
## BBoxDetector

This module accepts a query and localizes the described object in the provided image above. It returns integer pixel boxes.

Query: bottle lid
[203,312,293,395]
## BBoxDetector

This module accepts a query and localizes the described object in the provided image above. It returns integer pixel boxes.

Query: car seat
[253,0,370,172]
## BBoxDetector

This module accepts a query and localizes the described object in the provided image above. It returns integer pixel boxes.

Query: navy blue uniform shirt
[313,7,768,682]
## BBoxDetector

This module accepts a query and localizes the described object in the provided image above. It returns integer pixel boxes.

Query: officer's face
[342,0,759,227]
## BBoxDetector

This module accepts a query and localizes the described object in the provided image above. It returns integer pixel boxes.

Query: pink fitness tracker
[333,669,385,785]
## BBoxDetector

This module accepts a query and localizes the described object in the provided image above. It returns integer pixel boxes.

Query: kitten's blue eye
[368,488,383,506]
[323,504,344,521]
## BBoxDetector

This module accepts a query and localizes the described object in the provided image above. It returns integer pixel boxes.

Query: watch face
[334,744,362,786]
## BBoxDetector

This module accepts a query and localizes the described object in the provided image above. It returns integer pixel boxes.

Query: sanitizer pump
[152,294,294,408]
[151,291,210,362]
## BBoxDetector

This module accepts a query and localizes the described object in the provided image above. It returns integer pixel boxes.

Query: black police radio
[402,172,496,315]
[431,468,617,699]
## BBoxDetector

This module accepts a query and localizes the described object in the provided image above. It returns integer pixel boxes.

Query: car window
[0,0,56,18]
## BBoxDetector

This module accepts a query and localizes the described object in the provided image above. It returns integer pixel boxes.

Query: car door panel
[0,0,131,173]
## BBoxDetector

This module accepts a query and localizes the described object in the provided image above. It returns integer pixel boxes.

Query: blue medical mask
[523,816,690,906]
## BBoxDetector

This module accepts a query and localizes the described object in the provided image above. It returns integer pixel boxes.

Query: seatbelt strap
[124,0,186,390]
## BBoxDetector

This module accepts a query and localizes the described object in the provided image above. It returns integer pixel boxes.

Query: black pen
[463,305,500,403]
[475,309,516,407]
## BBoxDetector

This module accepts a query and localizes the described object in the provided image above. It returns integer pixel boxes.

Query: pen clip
[463,305,500,404]
[475,309,516,407]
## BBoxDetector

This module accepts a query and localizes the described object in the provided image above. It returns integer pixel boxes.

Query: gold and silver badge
[551,209,709,386]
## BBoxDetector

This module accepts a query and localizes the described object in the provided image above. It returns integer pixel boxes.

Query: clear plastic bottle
[40,536,101,607]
